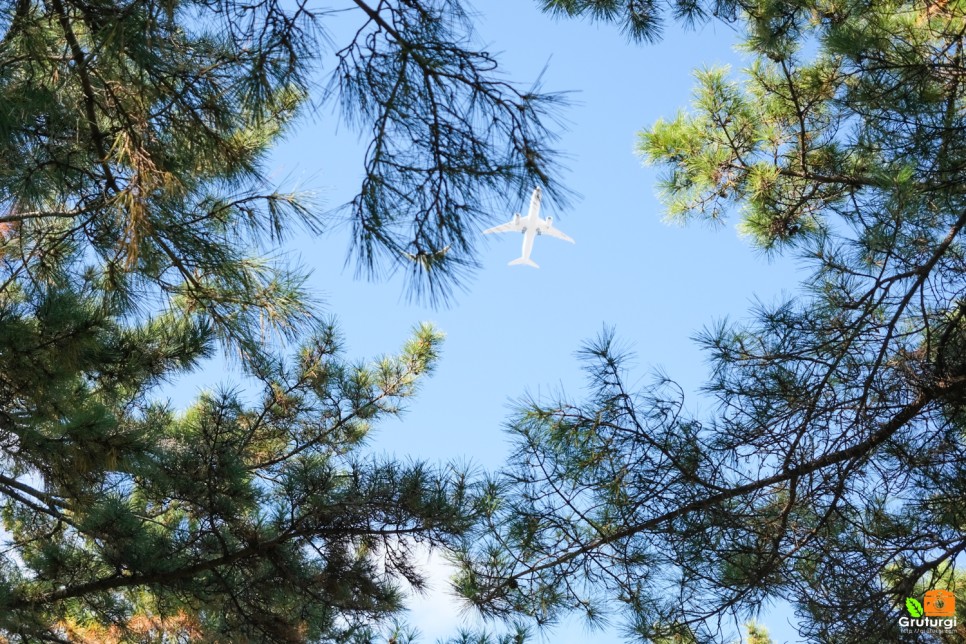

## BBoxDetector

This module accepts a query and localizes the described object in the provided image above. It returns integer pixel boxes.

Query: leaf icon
[906,597,924,617]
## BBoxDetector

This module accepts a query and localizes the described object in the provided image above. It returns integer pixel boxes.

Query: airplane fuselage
[516,188,544,265]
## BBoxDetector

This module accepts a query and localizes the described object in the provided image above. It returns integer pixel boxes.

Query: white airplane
[483,187,574,267]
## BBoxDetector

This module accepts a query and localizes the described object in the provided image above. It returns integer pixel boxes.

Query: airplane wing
[483,220,524,235]
[538,225,575,243]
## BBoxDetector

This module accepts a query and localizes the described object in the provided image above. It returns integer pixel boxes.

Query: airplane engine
[513,214,521,224]
[545,216,553,225]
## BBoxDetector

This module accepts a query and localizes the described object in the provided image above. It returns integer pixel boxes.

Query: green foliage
[539,0,740,41]
[437,624,531,644]
[744,621,772,644]
[638,56,844,250]
[0,0,566,640]
[0,287,473,640]
[459,0,966,642]
[334,0,570,301]
[0,0,320,362]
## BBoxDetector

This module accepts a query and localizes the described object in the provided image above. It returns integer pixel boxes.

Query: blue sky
[171,2,808,641]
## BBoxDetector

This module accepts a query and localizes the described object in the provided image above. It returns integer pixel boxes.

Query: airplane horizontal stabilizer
[508,257,539,268]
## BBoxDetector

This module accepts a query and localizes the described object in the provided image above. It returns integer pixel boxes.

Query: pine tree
[0,0,564,640]
[744,622,771,644]
[459,1,966,642]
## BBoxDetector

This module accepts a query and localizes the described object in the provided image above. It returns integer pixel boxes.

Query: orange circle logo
[924,589,956,617]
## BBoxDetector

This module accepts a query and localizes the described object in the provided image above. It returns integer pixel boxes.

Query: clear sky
[170,2,808,642]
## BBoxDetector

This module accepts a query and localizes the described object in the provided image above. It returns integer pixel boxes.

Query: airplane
[482,187,574,267]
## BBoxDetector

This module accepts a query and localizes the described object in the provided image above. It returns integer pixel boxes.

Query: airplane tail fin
[508,257,539,268]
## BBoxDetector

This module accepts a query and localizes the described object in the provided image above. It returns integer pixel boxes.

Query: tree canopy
[0,0,562,640]
[458,1,966,642]
[6,0,966,642]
